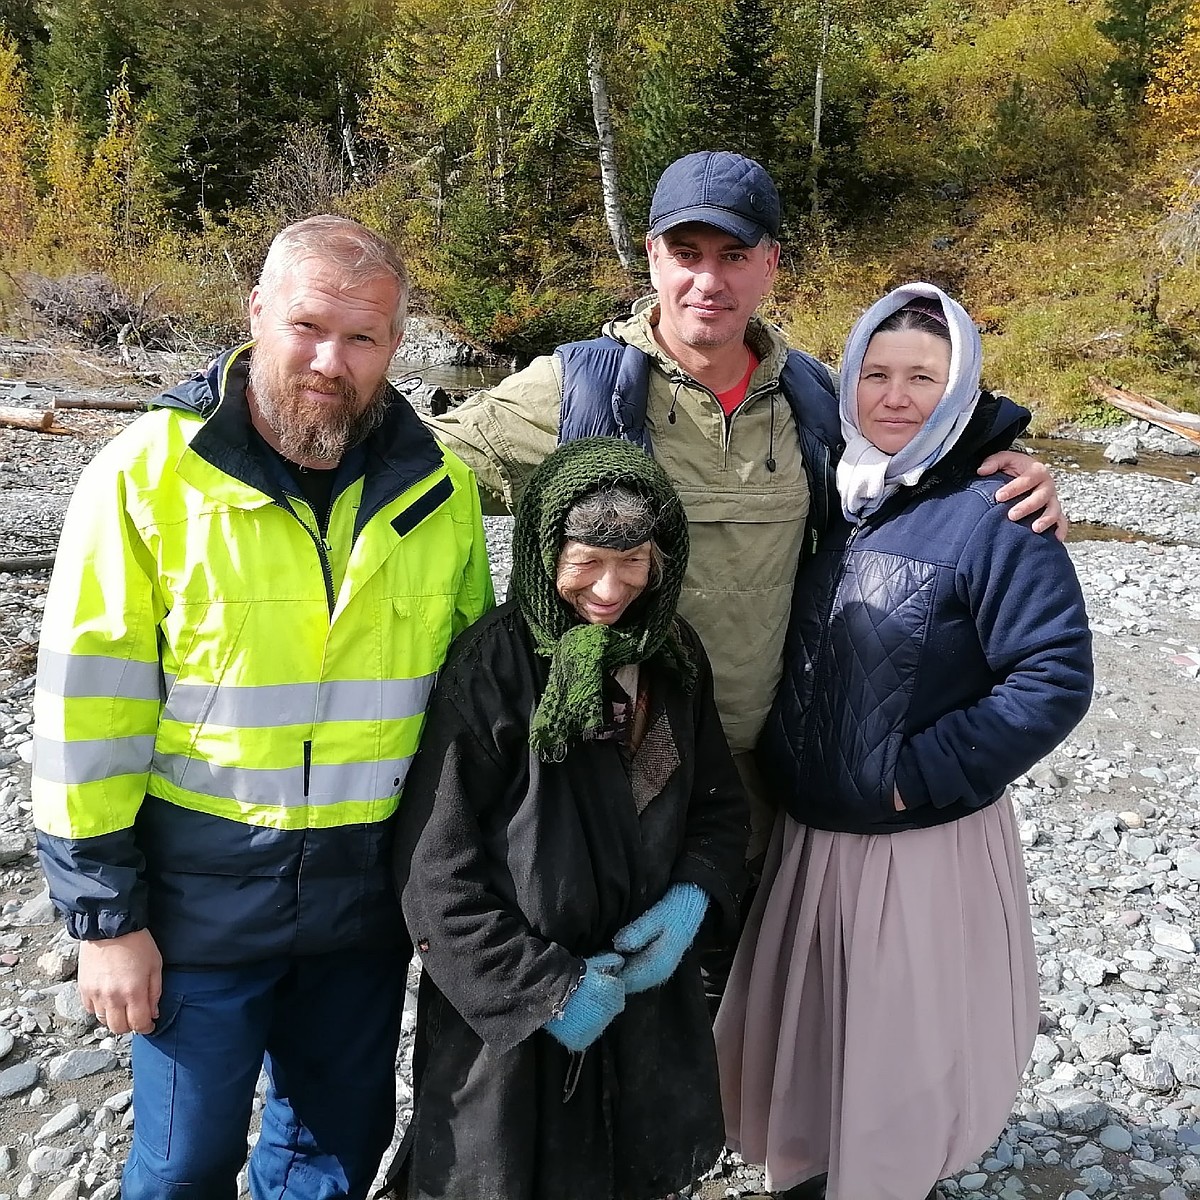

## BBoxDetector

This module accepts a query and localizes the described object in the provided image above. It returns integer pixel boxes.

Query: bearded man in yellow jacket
[33,216,494,1200]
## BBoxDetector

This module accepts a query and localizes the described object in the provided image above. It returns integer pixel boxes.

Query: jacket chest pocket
[676,487,810,593]
[381,594,456,681]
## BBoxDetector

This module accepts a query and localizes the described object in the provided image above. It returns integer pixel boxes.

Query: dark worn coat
[389,601,749,1200]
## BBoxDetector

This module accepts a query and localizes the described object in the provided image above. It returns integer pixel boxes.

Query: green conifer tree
[693,0,781,165]
[1098,0,1186,106]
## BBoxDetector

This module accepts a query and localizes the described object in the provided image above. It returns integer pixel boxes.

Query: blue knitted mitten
[613,882,709,994]
[543,952,626,1051]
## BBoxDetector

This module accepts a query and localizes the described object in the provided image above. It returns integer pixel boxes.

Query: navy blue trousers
[121,948,406,1200]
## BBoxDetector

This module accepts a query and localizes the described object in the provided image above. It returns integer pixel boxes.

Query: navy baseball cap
[648,151,781,246]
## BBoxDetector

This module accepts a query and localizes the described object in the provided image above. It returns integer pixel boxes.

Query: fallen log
[1088,378,1200,448]
[53,396,144,413]
[0,405,71,435]
[0,555,55,573]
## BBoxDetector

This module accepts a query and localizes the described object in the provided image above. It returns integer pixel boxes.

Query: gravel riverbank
[0,389,1197,1200]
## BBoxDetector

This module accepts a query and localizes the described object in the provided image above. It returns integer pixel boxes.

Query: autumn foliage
[0,0,1195,415]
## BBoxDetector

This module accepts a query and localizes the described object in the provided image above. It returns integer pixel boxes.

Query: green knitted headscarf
[511,437,695,762]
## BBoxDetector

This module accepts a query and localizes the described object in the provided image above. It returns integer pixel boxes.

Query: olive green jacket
[424,298,834,754]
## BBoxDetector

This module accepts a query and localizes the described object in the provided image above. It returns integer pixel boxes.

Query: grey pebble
[47,1047,117,1082]
[0,1060,38,1099]
[26,1145,73,1174]
[35,1101,84,1142]
[1099,1123,1134,1152]
[1121,1051,1176,1091]
[52,986,95,1031]
[1130,1159,1175,1184]
[1078,1164,1113,1190]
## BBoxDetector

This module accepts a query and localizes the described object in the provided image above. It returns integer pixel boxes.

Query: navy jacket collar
[159,345,445,525]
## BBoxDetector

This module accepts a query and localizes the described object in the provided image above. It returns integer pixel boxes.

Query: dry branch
[1088,378,1200,448]
[0,405,71,435]
[0,555,55,573]
[25,273,175,350]
[52,396,144,413]
[47,345,162,386]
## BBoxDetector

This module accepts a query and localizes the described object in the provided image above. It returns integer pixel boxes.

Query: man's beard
[248,355,390,464]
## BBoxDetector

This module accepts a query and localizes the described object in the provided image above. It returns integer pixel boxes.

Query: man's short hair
[257,215,410,337]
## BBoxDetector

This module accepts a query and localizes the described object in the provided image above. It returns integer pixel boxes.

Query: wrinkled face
[555,540,653,626]
[646,223,779,356]
[247,261,405,464]
[856,329,952,454]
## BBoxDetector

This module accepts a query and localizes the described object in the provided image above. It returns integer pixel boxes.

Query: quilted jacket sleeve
[894,501,1093,810]
[668,629,749,943]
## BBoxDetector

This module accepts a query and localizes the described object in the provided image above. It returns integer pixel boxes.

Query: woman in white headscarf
[714,283,1094,1200]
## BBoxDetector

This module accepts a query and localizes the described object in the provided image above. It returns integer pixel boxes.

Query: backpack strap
[555,336,654,455]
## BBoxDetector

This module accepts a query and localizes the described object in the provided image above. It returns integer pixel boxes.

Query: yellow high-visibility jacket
[33,345,494,964]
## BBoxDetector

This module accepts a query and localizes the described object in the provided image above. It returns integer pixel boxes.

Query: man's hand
[79,930,163,1035]
[978,451,1067,541]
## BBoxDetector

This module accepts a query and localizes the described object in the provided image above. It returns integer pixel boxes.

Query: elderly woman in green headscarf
[388,437,749,1200]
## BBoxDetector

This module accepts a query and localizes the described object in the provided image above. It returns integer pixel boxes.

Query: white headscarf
[836,282,983,520]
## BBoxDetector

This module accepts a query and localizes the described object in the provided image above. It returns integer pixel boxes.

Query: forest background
[0,0,1198,426]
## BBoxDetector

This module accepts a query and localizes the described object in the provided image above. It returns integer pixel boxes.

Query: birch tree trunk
[336,75,359,181]
[493,37,509,208]
[809,1,831,220]
[587,38,635,271]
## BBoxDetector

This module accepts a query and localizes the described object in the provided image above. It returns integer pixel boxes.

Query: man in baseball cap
[641,150,783,382]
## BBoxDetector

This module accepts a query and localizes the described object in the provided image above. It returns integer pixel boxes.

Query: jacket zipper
[721,383,777,464]
[800,519,865,776]
[272,497,336,615]
[272,498,331,803]
[806,442,831,558]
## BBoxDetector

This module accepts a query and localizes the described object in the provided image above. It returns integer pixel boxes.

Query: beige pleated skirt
[714,799,1038,1200]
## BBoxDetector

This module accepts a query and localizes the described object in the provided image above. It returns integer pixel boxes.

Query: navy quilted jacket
[760,395,1093,834]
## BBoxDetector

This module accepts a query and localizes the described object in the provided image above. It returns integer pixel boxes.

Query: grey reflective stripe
[37,650,162,702]
[152,754,414,806]
[33,733,156,786]
[161,675,436,729]
[321,677,436,724]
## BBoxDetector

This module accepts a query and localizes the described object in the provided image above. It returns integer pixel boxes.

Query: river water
[1025,437,1199,486]
[394,364,514,392]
